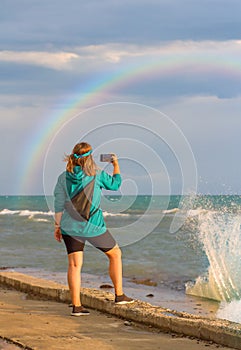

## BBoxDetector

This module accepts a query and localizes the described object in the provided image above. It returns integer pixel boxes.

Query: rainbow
[20,52,241,194]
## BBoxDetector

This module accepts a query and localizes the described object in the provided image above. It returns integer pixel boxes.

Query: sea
[1,194,241,324]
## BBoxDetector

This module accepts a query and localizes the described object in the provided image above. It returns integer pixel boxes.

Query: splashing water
[186,210,241,301]
[185,200,241,304]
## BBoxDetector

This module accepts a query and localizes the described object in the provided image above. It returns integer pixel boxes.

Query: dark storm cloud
[1,0,241,50]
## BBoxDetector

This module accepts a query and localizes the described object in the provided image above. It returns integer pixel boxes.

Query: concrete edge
[0,335,33,350]
[1,271,241,349]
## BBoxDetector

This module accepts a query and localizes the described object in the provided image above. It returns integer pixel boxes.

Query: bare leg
[105,245,123,296]
[67,251,83,306]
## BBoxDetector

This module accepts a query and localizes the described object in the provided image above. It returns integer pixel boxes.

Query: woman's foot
[71,305,90,316]
[115,294,134,305]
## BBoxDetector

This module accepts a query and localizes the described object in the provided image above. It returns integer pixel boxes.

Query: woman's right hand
[111,154,120,175]
[111,154,118,165]
[54,227,62,242]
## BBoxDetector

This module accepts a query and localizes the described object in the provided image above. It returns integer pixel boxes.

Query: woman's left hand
[54,227,62,242]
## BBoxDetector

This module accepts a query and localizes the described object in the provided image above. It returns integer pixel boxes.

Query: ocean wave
[162,208,211,216]
[0,208,131,219]
[18,210,53,217]
[103,211,130,217]
[0,209,20,215]
[162,208,180,214]
[0,208,53,217]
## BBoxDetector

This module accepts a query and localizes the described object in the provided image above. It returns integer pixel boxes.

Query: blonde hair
[64,142,97,176]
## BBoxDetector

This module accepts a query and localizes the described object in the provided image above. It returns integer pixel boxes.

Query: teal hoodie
[54,166,121,237]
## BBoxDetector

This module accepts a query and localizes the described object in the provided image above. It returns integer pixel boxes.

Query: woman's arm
[53,173,67,242]
[100,154,122,191]
[112,154,120,175]
[54,212,63,242]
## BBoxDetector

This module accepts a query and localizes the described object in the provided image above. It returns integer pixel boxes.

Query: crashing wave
[185,210,241,303]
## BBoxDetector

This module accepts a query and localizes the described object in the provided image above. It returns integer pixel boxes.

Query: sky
[1,0,241,195]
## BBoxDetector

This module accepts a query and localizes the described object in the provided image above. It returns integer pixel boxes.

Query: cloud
[69,40,241,99]
[40,40,241,65]
[1,0,241,51]
[0,39,240,104]
[0,51,78,70]
[3,39,239,69]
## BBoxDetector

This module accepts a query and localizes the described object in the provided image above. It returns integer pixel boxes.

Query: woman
[54,142,134,316]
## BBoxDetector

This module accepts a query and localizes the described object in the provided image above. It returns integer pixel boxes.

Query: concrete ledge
[1,271,241,349]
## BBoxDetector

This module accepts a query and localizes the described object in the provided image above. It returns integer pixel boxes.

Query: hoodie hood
[65,166,94,197]
[66,166,85,184]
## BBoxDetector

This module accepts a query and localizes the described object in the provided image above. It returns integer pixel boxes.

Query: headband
[73,150,92,159]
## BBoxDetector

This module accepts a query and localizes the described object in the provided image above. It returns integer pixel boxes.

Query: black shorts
[62,230,117,254]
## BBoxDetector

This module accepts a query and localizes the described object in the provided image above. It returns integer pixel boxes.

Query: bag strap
[65,175,99,221]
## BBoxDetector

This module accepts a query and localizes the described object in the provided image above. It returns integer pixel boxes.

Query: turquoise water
[0,195,203,284]
[1,195,241,322]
